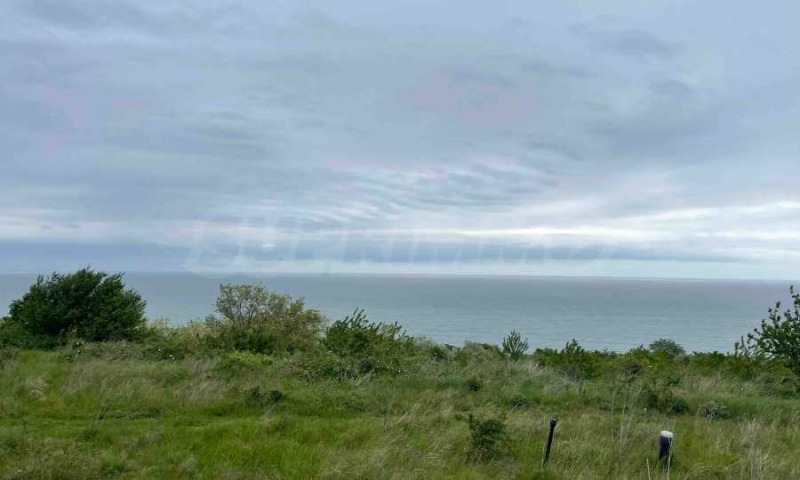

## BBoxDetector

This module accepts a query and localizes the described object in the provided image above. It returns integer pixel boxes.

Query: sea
[0,273,795,353]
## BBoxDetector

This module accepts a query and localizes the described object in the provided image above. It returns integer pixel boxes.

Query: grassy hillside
[2,338,799,479]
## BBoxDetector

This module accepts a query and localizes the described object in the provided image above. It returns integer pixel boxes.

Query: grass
[1,343,800,479]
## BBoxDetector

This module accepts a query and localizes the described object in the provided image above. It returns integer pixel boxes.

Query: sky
[1,1,799,279]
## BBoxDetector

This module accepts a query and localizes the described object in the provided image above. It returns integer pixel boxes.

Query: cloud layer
[1,1,799,278]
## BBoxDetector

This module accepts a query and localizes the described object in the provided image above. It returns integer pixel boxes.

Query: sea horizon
[2,269,798,283]
[2,272,795,354]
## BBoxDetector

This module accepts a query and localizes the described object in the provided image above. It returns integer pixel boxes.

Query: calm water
[0,273,794,352]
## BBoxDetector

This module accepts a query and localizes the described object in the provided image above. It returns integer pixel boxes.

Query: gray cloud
[571,24,678,61]
[1,0,799,279]
[24,0,161,32]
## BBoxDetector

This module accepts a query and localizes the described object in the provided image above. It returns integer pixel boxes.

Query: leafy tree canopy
[4,268,146,347]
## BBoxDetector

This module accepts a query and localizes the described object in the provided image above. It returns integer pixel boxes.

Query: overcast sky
[1,1,798,279]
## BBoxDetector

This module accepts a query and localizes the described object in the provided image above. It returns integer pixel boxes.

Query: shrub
[536,340,600,383]
[2,268,146,348]
[502,330,529,360]
[648,338,686,360]
[139,319,211,360]
[205,284,324,355]
[669,396,690,414]
[216,351,274,376]
[642,381,689,414]
[467,414,508,461]
[738,286,800,374]
[758,371,800,398]
[455,342,504,365]
[0,320,28,348]
[429,344,451,361]
[688,351,728,375]
[610,354,647,383]
[642,387,688,414]
[323,309,414,375]
[298,349,357,380]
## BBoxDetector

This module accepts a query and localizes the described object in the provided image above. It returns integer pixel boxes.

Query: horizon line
[1,270,796,284]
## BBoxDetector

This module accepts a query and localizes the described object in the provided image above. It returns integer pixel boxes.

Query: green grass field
[2,340,799,479]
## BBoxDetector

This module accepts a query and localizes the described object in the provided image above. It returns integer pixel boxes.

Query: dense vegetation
[0,268,146,348]
[737,285,800,374]
[204,283,324,355]
[1,271,799,478]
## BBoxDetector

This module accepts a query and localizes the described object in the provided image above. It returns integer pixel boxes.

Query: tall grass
[1,335,800,479]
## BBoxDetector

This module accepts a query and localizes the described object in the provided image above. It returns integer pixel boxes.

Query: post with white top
[659,430,673,468]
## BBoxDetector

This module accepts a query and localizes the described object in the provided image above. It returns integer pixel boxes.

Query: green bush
[205,284,324,355]
[535,340,601,382]
[0,320,28,348]
[455,342,504,365]
[429,344,451,362]
[466,414,508,461]
[642,375,689,414]
[757,370,800,398]
[215,350,274,376]
[642,386,689,414]
[1,268,146,348]
[688,351,728,375]
[609,354,647,383]
[501,329,529,360]
[738,286,800,374]
[323,309,414,375]
[648,338,686,360]
[138,319,211,360]
[298,349,358,380]
[689,350,772,380]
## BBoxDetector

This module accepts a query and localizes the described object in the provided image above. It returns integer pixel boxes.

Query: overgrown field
[2,339,799,479]
[2,277,799,478]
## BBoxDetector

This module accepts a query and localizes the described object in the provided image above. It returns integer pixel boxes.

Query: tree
[4,268,146,347]
[738,286,800,373]
[648,338,686,360]
[205,284,324,354]
[501,330,529,360]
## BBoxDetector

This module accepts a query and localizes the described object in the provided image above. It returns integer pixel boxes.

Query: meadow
[2,274,799,479]
[2,334,799,479]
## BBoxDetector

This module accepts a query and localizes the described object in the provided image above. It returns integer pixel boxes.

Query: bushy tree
[501,329,529,360]
[738,286,800,373]
[205,284,324,354]
[323,308,415,375]
[2,268,146,347]
[648,338,686,360]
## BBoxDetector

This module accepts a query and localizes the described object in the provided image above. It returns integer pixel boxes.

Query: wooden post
[543,417,557,466]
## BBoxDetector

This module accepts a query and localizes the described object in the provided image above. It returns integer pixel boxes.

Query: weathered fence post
[543,417,557,466]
